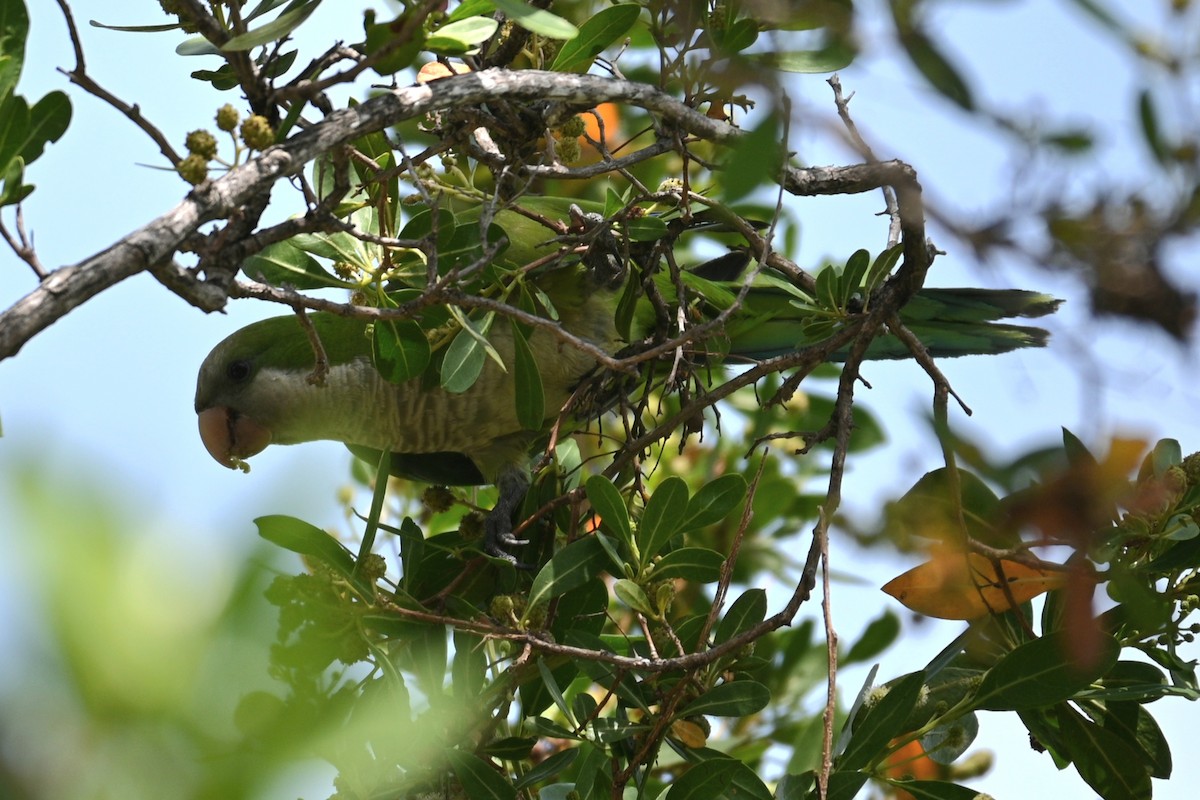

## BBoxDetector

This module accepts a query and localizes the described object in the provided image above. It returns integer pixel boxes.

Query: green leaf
[1138,89,1168,165]
[492,0,578,39]
[0,0,29,102]
[19,90,70,164]
[758,41,857,73]
[1055,704,1152,800]
[585,475,633,554]
[526,535,610,611]
[865,244,903,293]
[839,670,925,771]
[373,317,431,383]
[680,680,770,717]
[448,0,497,23]
[843,610,901,665]
[551,4,641,73]
[613,579,654,615]
[715,588,767,644]
[446,750,516,800]
[638,476,689,560]
[680,474,747,532]
[838,249,871,307]
[426,16,499,54]
[974,631,1120,711]
[649,547,724,582]
[623,214,670,242]
[513,748,577,789]
[897,30,974,111]
[510,321,545,430]
[1080,699,1172,779]
[663,757,740,799]
[441,320,489,393]
[884,780,986,800]
[242,239,351,289]
[723,113,779,203]
[0,93,29,172]
[713,17,758,55]
[222,0,322,51]
[254,514,355,578]
[0,156,31,207]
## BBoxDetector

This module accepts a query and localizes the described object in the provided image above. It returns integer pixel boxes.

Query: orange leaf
[416,61,471,83]
[669,719,708,748]
[882,551,1070,620]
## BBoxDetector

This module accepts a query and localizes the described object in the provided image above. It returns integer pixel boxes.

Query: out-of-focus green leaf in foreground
[0,457,336,799]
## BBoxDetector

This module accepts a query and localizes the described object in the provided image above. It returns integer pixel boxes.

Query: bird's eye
[226,359,252,382]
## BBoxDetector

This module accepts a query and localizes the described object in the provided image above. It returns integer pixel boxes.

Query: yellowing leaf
[882,551,1070,620]
[670,719,708,748]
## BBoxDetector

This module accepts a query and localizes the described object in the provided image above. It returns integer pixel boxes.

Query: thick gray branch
[0,69,925,361]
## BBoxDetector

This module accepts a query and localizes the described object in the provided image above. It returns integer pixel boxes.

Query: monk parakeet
[195,209,1059,562]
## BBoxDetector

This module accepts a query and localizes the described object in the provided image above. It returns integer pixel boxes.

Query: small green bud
[460,511,485,541]
[557,115,586,139]
[557,136,582,164]
[240,114,275,150]
[216,103,240,132]
[422,485,456,514]
[358,553,387,582]
[177,153,209,185]
[185,129,218,160]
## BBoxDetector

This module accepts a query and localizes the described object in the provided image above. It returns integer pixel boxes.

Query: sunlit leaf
[882,550,1071,620]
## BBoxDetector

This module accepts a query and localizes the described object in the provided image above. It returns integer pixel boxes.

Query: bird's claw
[484,513,534,569]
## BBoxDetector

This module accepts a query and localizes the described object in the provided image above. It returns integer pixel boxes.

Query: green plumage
[195,213,1060,559]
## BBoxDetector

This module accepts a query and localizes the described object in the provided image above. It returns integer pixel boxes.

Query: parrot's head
[194,313,372,472]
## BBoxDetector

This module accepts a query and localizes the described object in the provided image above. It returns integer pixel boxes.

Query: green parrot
[195,209,1059,562]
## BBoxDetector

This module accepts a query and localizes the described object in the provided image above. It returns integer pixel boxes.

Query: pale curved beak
[197,406,271,472]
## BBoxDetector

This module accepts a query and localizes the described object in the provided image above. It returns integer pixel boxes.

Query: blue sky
[2,0,1197,797]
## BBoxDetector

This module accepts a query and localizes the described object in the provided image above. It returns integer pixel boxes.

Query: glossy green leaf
[0,0,29,102]
[865,244,903,293]
[0,94,29,171]
[839,670,925,771]
[664,757,739,799]
[447,0,496,23]
[680,474,747,532]
[441,320,489,393]
[586,475,633,552]
[222,0,321,51]
[1080,699,1172,779]
[921,712,978,765]
[426,16,499,54]
[510,321,545,430]
[715,588,767,644]
[624,214,670,241]
[513,748,577,789]
[254,514,355,578]
[680,680,770,717]
[446,750,516,800]
[20,90,70,164]
[885,780,985,800]
[974,631,1120,711]
[373,317,431,383]
[1055,704,1152,800]
[551,4,641,73]
[242,239,350,289]
[650,547,725,582]
[526,534,610,611]
[492,0,578,39]
[639,476,689,560]
[613,579,654,615]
